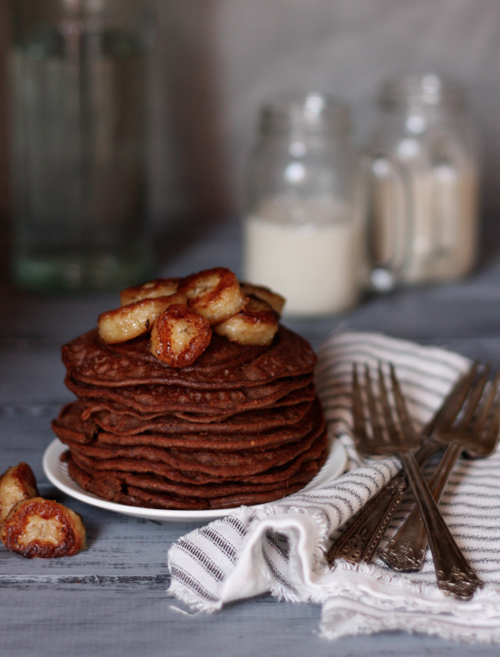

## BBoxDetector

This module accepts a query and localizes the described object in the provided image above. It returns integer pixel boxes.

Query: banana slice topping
[104,267,287,364]
[178,267,247,325]
[1,497,87,558]
[98,294,186,344]
[214,295,279,346]
[120,277,181,306]
[150,303,212,368]
[240,282,286,316]
[0,463,39,526]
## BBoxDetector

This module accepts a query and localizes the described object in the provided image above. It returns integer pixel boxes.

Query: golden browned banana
[214,295,279,346]
[0,463,39,526]
[98,294,186,344]
[1,497,87,558]
[150,303,212,367]
[178,267,247,325]
[120,277,181,306]
[240,282,286,316]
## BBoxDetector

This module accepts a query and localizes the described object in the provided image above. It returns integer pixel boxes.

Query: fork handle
[326,472,407,563]
[381,442,462,572]
[399,451,481,600]
[327,438,440,564]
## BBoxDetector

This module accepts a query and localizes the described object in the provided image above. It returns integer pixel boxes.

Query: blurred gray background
[1,0,500,265]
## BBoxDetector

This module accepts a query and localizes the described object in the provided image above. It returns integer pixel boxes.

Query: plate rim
[43,436,347,523]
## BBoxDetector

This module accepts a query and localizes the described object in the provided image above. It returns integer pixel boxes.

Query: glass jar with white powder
[242,93,361,317]
[366,74,480,292]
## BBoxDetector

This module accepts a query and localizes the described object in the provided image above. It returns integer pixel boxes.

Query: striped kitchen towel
[167,332,500,643]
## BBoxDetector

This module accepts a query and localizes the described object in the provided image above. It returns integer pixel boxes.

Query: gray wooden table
[2,218,500,657]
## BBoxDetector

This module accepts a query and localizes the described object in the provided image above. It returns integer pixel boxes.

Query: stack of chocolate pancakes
[52,325,328,510]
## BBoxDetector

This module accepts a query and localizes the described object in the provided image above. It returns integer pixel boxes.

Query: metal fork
[352,362,482,600]
[382,365,500,572]
[326,362,478,565]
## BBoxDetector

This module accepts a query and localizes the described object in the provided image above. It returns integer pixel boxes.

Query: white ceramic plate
[43,436,347,523]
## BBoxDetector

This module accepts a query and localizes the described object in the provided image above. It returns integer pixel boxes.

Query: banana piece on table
[1,497,87,558]
[178,267,247,326]
[150,303,212,368]
[240,282,286,316]
[214,295,279,346]
[119,277,181,306]
[0,463,39,526]
[98,294,186,344]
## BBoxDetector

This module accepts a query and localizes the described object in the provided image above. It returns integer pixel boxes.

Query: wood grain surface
[2,220,500,656]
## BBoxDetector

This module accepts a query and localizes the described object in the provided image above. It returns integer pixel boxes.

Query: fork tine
[352,364,369,446]
[375,363,399,445]
[471,367,500,437]
[455,364,490,432]
[426,361,479,436]
[483,371,500,446]
[389,363,419,445]
[486,401,500,448]
[365,365,386,443]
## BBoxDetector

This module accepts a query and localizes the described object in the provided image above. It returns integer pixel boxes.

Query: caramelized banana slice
[214,295,279,346]
[1,497,87,558]
[240,282,286,316]
[150,303,212,367]
[0,463,39,526]
[178,267,247,325]
[120,277,181,306]
[98,294,186,344]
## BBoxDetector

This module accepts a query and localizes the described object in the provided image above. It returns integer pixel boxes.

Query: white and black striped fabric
[167,332,500,643]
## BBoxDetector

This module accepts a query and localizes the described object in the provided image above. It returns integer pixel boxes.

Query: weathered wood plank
[2,220,500,655]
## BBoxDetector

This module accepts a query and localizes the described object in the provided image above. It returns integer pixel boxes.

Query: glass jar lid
[380,74,467,111]
[258,92,351,134]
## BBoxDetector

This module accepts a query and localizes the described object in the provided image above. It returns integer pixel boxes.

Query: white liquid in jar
[243,196,359,316]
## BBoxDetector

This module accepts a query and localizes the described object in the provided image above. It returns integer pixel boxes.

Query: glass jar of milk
[366,74,480,292]
[243,93,361,317]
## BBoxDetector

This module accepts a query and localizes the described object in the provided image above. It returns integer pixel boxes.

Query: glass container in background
[366,74,480,293]
[9,0,155,291]
[243,93,361,317]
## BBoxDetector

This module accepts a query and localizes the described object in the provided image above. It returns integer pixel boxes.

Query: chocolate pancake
[73,384,316,424]
[99,463,319,498]
[64,373,314,417]
[54,286,331,511]
[64,442,328,510]
[51,403,98,444]
[166,384,316,422]
[62,325,316,390]
[52,398,323,451]
[65,427,328,487]
[55,394,314,437]
[58,415,325,477]
[92,398,314,434]
[64,329,266,377]
[66,454,320,509]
